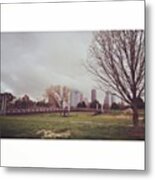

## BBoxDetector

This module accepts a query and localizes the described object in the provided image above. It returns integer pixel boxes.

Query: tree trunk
[132,107,139,127]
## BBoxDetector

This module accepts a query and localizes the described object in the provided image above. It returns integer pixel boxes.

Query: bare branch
[86,30,144,107]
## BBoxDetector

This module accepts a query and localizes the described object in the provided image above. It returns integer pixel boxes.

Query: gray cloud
[1,32,104,102]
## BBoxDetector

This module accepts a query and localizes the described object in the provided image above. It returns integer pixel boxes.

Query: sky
[1,32,105,102]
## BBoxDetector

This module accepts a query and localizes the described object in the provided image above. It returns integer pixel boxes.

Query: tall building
[70,90,81,108]
[111,93,115,105]
[91,89,97,102]
[103,91,110,109]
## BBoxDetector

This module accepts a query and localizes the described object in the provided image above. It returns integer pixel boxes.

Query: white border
[1,140,145,170]
[1,0,145,170]
[1,1,144,31]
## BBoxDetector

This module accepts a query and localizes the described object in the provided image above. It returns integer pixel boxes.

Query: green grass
[0,112,145,140]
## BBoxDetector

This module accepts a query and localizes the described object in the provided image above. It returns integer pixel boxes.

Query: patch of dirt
[36,129,71,138]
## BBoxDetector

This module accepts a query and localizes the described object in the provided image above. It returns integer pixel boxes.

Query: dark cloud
[1,32,104,101]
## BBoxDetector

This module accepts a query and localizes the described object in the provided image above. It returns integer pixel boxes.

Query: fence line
[0,107,97,115]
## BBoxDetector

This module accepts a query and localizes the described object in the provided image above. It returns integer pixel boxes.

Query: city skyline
[1,88,117,108]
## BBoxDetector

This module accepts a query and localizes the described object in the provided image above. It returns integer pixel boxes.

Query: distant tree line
[0,92,145,112]
[0,92,50,110]
[111,97,144,110]
[77,98,144,110]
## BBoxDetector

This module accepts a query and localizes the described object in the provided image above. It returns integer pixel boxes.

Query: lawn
[0,111,145,140]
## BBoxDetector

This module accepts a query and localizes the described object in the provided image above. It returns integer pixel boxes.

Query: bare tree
[45,85,70,116]
[86,30,144,126]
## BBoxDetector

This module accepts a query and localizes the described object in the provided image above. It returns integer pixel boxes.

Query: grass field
[0,111,145,140]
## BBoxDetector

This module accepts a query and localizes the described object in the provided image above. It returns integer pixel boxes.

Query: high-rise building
[91,89,97,102]
[103,91,110,109]
[70,90,81,108]
[111,93,115,105]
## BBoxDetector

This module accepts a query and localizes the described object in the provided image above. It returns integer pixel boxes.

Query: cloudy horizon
[1,31,105,103]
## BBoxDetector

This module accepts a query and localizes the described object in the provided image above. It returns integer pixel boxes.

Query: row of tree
[0,92,145,111]
[0,93,51,110]
[77,98,145,110]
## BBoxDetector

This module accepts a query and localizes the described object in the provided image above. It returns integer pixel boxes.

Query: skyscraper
[111,93,115,105]
[103,91,110,109]
[70,90,81,108]
[91,89,97,102]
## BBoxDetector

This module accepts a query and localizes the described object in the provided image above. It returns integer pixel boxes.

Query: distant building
[70,90,81,108]
[103,91,110,109]
[111,93,116,105]
[91,89,97,102]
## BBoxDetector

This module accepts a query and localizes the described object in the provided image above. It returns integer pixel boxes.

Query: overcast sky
[1,32,104,102]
